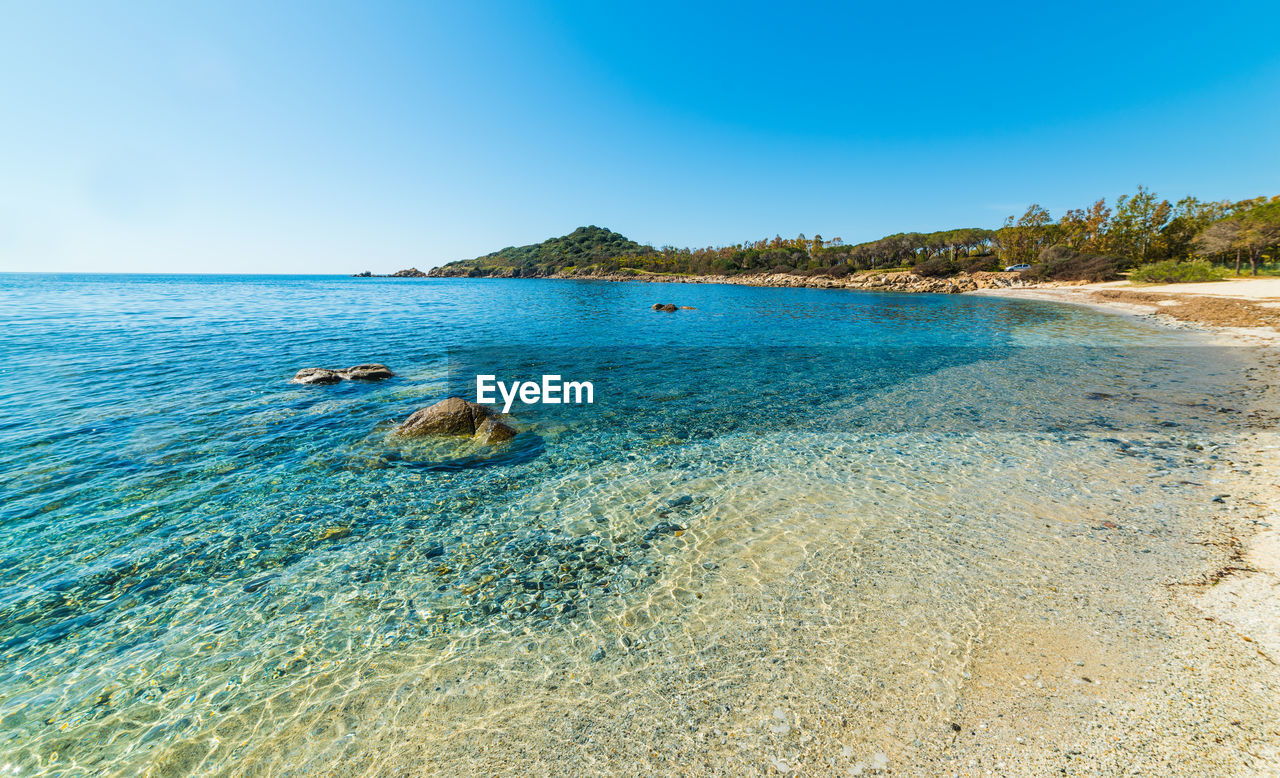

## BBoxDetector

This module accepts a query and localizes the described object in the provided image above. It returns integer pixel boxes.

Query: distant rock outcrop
[290,364,394,384]
[352,268,429,278]
[396,397,517,444]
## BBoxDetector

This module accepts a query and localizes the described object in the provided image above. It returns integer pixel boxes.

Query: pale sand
[970,280,1280,347]
[1112,278,1280,300]
[977,277,1280,301]
[973,281,1280,775]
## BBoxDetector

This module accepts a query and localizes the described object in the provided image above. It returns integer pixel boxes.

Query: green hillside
[429,226,650,277]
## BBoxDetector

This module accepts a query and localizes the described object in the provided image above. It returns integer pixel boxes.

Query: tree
[996,204,1055,264]
[1194,220,1244,273]
[1237,202,1280,275]
[1058,198,1111,253]
[1109,186,1172,264]
[1198,200,1280,275]
[1160,196,1233,260]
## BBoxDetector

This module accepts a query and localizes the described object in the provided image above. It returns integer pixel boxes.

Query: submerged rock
[651,303,679,312]
[643,521,685,540]
[339,363,394,380]
[396,397,517,444]
[475,415,517,445]
[290,363,394,384]
[291,368,343,385]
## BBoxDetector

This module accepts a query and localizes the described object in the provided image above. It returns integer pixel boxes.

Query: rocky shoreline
[416,267,1029,294]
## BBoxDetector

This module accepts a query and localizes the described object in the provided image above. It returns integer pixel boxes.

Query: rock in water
[339,363,394,380]
[290,364,394,384]
[396,397,517,444]
[398,397,484,436]
[475,415,517,444]
[652,303,678,312]
[291,368,343,385]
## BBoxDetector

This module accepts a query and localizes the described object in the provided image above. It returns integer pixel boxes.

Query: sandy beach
[971,278,1280,341]
[969,279,1280,775]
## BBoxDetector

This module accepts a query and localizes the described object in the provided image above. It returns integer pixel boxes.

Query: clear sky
[2,0,1278,274]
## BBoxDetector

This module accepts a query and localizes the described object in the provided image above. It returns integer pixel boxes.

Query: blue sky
[2,0,1278,274]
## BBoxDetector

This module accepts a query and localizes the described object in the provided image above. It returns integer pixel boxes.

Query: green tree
[1058,198,1111,253]
[1160,196,1233,260]
[1109,186,1172,264]
[1198,200,1280,275]
[1237,201,1280,275]
[996,204,1054,264]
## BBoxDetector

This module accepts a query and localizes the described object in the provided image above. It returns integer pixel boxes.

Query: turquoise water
[0,275,1244,774]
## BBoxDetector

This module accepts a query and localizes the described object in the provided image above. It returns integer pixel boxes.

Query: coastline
[424,268,1029,294]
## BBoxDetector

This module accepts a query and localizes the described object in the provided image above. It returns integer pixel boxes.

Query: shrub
[912,256,959,277]
[1130,259,1227,284]
[769,264,795,275]
[962,256,999,273]
[1022,245,1122,282]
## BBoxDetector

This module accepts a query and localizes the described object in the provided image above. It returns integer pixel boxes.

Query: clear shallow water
[0,275,1248,774]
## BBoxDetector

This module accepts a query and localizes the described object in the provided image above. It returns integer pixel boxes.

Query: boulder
[475,416,517,445]
[396,397,517,444]
[339,364,394,380]
[290,364,394,384]
[291,368,343,385]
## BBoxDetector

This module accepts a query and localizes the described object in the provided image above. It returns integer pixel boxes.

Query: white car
[1004,264,1031,272]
